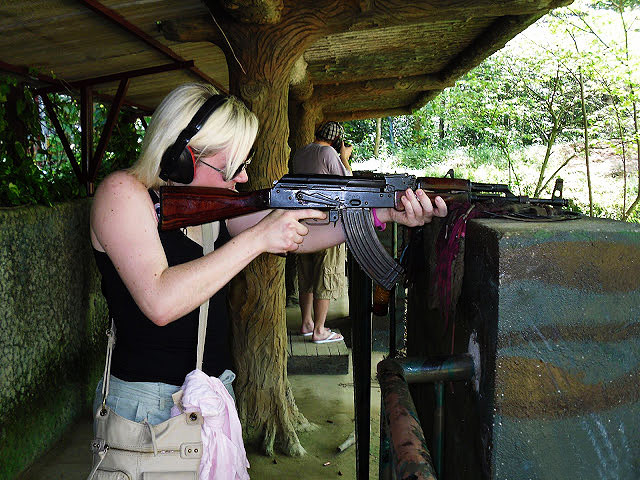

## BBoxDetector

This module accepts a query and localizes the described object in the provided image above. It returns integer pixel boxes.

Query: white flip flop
[313,331,343,344]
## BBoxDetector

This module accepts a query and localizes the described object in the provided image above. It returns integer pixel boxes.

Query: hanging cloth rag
[171,369,249,480]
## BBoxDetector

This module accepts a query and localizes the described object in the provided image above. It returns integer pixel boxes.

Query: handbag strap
[196,221,218,371]
[99,222,220,408]
[100,320,117,413]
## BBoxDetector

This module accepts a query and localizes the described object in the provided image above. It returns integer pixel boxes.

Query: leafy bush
[395,145,450,170]
[0,76,143,206]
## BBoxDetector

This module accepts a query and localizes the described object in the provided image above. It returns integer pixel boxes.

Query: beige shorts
[297,243,347,300]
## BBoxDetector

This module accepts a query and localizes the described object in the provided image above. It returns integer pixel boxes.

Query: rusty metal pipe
[378,355,475,480]
[396,354,475,384]
[378,359,437,480]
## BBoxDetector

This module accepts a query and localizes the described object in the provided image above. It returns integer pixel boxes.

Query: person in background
[291,121,353,343]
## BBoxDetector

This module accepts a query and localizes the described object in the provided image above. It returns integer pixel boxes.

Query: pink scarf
[171,369,250,480]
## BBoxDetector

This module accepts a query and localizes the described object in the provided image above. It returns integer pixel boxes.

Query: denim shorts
[93,370,236,425]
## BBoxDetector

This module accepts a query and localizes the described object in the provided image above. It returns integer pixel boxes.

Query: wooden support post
[349,251,372,480]
[89,78,130,182]
[80,86,94,195]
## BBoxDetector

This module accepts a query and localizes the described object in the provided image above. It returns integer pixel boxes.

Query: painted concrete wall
[0,200,108,478]
[488,218,640,479]
[407,217,640,479]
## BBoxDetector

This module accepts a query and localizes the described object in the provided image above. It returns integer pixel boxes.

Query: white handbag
[88,223,220,480]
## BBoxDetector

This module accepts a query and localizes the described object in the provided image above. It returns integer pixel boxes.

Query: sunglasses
[198,148,254,181]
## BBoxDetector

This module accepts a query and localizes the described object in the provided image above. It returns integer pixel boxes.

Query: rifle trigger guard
[307,210,339,226]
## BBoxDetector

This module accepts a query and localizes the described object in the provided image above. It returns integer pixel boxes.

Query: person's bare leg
[312,297,343,342]
[299,292,314,334]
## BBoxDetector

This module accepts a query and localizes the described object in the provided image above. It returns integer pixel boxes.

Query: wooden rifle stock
[159,186,271,231]
[393,191,471,209]
[158,184,469,232]
[417,177,471,192]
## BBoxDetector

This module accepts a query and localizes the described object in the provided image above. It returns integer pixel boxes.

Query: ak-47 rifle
[159,172,572,290]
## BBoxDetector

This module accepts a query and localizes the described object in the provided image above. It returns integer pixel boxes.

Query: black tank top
[93,192,233,385]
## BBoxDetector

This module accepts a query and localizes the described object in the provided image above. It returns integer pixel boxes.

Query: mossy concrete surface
[406,217,640,479]
[462,217,640,479]
[0,200,108,478]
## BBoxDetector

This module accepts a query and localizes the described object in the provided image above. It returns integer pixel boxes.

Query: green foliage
[0,76,144,206]
[343,0,639,222]
[395,145,450,170]
[343,119,378,160]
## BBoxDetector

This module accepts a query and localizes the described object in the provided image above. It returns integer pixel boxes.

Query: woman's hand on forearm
[376,189,447,226]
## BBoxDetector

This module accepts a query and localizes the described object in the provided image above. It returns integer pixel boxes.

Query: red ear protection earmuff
[159,95,228,184]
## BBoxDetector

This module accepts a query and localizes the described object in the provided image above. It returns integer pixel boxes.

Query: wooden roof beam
[213,0,284,24]
[78,0,227,93]
[324,106,412,122]
[410,89,444,111]
[313,74,452,105]
[352,0,574,30]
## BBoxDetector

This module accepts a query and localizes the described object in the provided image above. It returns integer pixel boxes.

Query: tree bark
[215,5,347,456]
[578,68,593,217]
[374,117,382,157]
[533,115,559,197]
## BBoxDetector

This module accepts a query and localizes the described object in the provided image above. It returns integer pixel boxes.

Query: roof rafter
[78,0,227,93]
[313,74,452,105]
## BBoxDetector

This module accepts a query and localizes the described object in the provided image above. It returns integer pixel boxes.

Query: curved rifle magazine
[341,208,404,290]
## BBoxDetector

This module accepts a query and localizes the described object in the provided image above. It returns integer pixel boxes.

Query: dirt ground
[18,298,384,480]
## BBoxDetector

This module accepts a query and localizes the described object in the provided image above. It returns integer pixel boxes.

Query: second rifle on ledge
[159,172,570,290]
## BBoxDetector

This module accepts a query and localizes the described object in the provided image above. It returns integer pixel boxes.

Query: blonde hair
[129,83,259,188]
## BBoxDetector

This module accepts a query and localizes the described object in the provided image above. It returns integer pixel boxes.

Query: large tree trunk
[220,13,344,455]
[228,68,314,458]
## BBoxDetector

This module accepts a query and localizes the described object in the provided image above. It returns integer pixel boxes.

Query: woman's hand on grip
[252,209,327,254]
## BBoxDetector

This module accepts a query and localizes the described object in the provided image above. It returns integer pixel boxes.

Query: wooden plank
[287,328,349,375]
[336,340,348,356]
[290,334,307,357]
[314,342,331,356]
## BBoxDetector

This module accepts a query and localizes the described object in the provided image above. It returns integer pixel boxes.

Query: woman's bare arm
[91,172,324,326]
